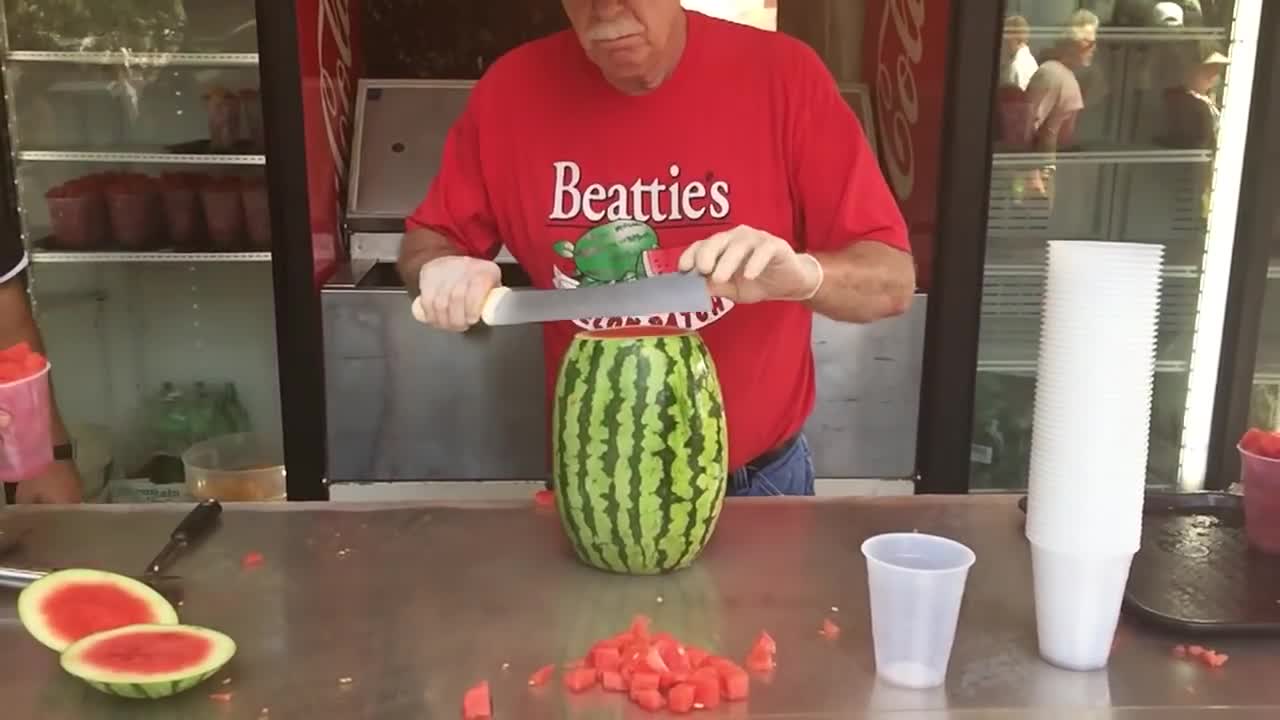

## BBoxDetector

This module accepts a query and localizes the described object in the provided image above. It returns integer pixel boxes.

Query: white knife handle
[410,286,510,327]
[480,286,511,326]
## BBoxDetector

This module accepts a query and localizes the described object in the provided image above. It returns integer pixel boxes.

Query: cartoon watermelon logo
[553,220,659,286]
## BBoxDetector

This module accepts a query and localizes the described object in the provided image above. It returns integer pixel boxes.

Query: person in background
[397,0,914,497]
[0,238,82,504]
[1023,9,1099,196]
[999,15,1038,92]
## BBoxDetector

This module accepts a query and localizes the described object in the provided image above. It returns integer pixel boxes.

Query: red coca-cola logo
[874,0,925,201]
[318,0,355,194]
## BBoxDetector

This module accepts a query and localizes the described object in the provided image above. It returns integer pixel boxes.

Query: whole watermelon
[552,326,728,574]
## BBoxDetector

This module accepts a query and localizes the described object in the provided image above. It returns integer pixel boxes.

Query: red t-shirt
[407,11,909,472]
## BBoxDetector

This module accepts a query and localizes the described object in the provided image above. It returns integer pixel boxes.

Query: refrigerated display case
[0,1,350,503]
[959,0,1274,492]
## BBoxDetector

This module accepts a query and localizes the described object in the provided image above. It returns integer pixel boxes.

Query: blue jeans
[727,434,816,497]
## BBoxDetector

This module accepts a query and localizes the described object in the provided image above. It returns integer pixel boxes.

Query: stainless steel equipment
[321,79,926,484]
[2,498,1277,719]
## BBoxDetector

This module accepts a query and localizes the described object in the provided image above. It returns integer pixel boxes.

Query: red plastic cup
[160,172,206,250]
[0,363,54,482]
[105,174,160,249]
[1239,445,1280,554]
[200,176,244,250]
[45,180,108,249]
[241,175,270,250]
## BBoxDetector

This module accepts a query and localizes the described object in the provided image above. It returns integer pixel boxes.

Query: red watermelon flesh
[641,246,685,277]
[42,582,160,645]
[81,630,214,675]
[17,569,180,652]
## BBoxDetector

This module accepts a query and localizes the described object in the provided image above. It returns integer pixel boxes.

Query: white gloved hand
[410,255,502,332]
[678,225,823,304]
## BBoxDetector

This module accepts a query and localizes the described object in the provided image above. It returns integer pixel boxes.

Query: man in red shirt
[398,0,914,496]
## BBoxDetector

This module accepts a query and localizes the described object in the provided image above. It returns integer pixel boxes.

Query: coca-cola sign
[864,0,949,290]
[297,0,363,286]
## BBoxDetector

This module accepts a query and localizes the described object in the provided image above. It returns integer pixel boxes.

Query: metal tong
[0,499,222,601]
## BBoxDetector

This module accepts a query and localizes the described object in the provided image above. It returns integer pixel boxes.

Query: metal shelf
[1023,27,1228,42]
[5,50,259,66]
[32,251,271,264]
[17,151,265,165]
[992,149,1213,167]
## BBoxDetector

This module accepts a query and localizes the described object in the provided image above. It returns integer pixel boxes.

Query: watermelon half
[60,624,236,699]
[17,568,179,653]
[552,326,729,575]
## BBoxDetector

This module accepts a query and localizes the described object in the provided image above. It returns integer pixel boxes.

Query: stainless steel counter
[1,496,1276,719]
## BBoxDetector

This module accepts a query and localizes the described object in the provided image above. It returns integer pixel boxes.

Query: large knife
[478,272,711,326]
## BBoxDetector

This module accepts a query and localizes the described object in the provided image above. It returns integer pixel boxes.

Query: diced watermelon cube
[630,671,660,691]
[630,687,665,712]
[645,646,671,674]
[668,683,696,714]
[461,681,491,720]
[692,668,722,709]
[591,646,622,671]
[722,668,750,701]
[563,667,597,693]
[527,664,554,687]
[755,631,777,655]
[600,670,627,692]
[745,645,775,673]
[661,644,693,674]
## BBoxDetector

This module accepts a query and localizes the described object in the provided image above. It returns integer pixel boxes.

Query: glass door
[1,1,283,503]
[969,0,1266,491]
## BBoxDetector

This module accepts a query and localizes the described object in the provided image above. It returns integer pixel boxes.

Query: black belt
[739,433,801,473]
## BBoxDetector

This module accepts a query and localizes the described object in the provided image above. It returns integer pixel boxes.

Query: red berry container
[204,87,242,151]
[200,176,244,250]
[241,175,270,250]
[44,176,108,250]
[104,173,160,250]
[159,172,206,250]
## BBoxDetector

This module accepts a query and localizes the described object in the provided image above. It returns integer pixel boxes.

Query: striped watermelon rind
[17,568,180,653]
[59,624,236,700]
[552,327,729,575]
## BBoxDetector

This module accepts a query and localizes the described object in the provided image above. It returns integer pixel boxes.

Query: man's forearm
[396,226,467,296]
[0,278,69,445]
[806,241,916,324]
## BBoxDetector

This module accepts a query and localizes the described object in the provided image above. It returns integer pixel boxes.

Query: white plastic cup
[862,532,976,689]
[1030,541,1134,671]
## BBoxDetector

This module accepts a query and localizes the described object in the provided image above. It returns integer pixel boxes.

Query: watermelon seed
[502,663,511,671]
[221,678,232,685]
[656,596,664,604]
[337,548,351,557]
[339,677,353,685]
[831,606,840,613]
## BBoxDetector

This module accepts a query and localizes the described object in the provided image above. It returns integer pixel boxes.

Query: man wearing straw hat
[0,237,81,504]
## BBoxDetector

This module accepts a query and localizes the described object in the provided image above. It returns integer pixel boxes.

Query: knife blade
[480,272,711,326]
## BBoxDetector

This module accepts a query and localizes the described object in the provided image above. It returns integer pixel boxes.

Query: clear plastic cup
[862,532,976,689]
[1238,444,1280,554]
[1030,540,1133,671]
[0,363,54,482]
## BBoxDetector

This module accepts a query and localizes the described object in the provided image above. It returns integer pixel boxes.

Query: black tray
[1017,492,1280,636]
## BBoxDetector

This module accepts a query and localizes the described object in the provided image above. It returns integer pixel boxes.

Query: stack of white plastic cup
[1025,241,1163,672]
